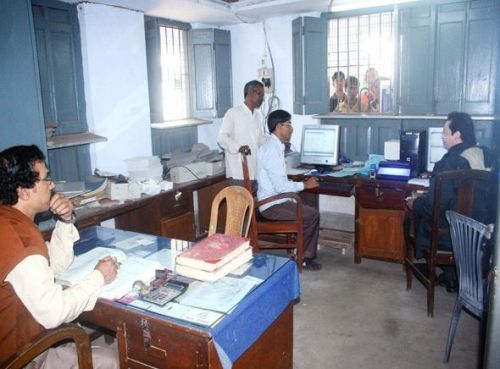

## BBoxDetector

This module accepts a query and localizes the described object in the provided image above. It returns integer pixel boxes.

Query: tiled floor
[293,246,481,369]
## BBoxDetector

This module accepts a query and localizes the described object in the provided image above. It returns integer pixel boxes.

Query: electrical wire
[262,20,281,132]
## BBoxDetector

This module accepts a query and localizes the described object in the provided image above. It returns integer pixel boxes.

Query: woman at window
[360,67,380,113]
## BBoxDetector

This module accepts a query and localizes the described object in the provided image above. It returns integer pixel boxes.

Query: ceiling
[60,0,419,25]
[57,0,327,25]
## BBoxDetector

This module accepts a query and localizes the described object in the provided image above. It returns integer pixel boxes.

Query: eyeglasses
[38,176,53,183]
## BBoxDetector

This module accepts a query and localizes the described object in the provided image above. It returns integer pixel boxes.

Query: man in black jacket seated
[406,112,496,291]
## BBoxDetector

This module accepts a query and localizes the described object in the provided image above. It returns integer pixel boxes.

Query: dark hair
[447,112,476,147]
[0,145,45,205]
[244,80,264,98]
[267,109,291,133]
[345,76,359,89]
[332,71,345,81]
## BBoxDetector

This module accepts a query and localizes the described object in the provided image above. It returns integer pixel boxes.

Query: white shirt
[5,221,104,329]
[257,134,304,212]
[218,104,266,180]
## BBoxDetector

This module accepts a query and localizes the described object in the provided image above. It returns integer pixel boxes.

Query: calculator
[141,280,188,306]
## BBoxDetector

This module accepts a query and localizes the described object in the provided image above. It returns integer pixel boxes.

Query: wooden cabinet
[354,182,408,263]
[161,212,195,241]
[115,188,194,240]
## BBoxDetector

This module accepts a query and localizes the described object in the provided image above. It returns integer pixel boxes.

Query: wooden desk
[76,226,299,369]
[289,173,424,264]
[41,174,228,241]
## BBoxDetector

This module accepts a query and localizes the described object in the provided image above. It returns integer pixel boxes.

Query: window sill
[47,132,107,150]
[151,118,212,129]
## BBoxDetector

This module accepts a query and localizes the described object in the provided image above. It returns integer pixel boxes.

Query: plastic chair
[2,323,93,369]
[208,185,254,237]
[241,155,304,272]
[443,210,493,363]
[404,169,493,316]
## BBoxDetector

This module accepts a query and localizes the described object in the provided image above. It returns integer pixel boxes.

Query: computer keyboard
[317,181,354,194]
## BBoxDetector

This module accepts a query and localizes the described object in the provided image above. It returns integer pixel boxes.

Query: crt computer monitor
[427,127,447,172]
[300,125,340,166]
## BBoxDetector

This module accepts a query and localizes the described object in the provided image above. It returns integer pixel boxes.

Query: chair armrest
[255,192,303,219]
[255,192,302,207]
[2,323,93,369]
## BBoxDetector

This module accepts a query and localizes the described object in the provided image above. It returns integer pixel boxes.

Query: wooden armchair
[242,155,304,272]
[208,185,254,237]
[404,169,494,317]
[2,323,93,369]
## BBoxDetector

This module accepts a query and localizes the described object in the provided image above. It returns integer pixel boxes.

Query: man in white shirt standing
[0,145,119,368]
[218,80,266,180]
[256,110,322,271]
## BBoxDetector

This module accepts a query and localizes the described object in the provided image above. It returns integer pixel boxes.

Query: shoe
[437,273,458,293]
[303,258,322,271]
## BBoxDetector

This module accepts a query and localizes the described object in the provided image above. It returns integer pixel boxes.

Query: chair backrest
[445,210,492,316]
[3,324,93,369]
[429,169,493,256]
[208,185,254,237]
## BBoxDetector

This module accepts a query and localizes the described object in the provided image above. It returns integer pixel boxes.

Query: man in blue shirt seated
[256,109,322,271]
[406,112,496,290]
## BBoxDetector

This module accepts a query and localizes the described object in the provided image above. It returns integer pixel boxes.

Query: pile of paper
[176,233,252,282]
[125,156,163,181]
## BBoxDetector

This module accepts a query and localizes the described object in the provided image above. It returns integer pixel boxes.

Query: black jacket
[413,143,497,256]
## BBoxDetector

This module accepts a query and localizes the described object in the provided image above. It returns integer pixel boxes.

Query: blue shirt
[256,134,304,212]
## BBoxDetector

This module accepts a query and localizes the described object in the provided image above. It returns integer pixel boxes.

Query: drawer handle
[141,319,167,359]
[174,191,182,201]
[375,187,383,198]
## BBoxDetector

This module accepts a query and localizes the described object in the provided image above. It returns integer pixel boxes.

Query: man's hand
[304,177,319,189]
[238,145,251,155]
[405,191,423,210]
[405,197,415,210]
[95,256,119,284]
[49,193,74,222]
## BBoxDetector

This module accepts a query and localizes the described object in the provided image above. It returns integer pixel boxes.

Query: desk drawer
[160,189,192,217]
[356,185,406,210]
[118,317,209,369]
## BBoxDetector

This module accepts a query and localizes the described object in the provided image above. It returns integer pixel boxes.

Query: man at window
[0,145,119,368]
[405,112,496,290]
[329,71,346,112]
[339,76,360,113]
[218,80,266,180]
[256,110,322,271]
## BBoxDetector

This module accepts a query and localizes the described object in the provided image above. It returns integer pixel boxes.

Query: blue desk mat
[75,226,300,369]
[210,259,300,368]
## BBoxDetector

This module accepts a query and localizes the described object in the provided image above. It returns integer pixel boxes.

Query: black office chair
[443,210,493,363]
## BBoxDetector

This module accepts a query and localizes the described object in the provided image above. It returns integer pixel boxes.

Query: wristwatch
[58,213,76,224]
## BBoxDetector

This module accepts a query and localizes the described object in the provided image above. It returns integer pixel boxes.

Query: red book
[176,233,250,272]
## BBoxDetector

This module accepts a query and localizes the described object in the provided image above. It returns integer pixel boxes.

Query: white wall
[198,14,321,152]
[78,3,152,175]
[198,14,354,216]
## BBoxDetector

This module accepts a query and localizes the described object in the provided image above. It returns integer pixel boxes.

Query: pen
[99,256,121,267]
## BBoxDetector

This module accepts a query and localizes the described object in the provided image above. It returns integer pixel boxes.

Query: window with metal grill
[159,25,190,121]
[327,12,394,113]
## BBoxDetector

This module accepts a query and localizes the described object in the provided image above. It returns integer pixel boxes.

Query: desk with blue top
[77,226,300,369]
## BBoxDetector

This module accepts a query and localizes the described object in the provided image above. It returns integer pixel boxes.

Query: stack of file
[125,156,163,181]
[176,233,252,282]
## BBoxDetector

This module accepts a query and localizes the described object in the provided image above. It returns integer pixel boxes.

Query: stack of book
[176,233,252,282]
